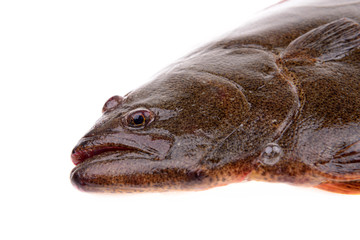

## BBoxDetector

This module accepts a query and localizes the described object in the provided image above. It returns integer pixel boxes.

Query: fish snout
[71,140,137,165]
[71,131,174,165]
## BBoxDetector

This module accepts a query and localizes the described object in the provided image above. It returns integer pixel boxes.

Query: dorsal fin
[281,18,360,62]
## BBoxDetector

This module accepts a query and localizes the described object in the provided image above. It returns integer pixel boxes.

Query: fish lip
[71,145,137,165]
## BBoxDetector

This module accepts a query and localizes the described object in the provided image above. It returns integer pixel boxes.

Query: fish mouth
[71,145,137,165]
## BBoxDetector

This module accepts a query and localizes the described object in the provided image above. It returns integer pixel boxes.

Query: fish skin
[71,0,360,194]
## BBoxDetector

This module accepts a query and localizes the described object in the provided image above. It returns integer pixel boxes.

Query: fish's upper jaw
[71,129,174,166]
[71,144,139,165]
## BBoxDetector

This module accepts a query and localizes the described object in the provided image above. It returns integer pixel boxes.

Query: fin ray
[313,140,360,180]
[316,180,360,194]
[281,18,360,61]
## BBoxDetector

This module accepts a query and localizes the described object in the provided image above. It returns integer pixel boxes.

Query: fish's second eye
[126,109,153,129]
[102,95,124,113]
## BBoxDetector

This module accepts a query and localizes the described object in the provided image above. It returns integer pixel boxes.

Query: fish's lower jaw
[70,168,251,193]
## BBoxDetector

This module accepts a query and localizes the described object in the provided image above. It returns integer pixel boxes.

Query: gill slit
[272,56,304,145]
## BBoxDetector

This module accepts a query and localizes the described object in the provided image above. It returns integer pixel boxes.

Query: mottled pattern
[71,0,360,194]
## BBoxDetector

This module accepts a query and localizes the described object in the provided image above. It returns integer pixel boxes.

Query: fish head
[70,47,295,193]
[70,66,254,192]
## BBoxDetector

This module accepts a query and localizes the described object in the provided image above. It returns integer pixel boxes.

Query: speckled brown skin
[71,0,360,194]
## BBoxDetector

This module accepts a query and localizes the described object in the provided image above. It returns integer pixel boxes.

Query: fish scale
[71,0,360,194]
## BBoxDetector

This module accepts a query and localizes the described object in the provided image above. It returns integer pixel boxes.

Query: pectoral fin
[316,139,360,195]
[281,18,360,62]
[334,139,360,160]
[312,140,360,194]
[313,140,360,178]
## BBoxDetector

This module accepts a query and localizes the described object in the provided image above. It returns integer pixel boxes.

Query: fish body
[71,0,360,194]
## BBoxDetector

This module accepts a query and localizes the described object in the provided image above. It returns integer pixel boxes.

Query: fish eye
[125,109,153,128]
[131,113,145,125]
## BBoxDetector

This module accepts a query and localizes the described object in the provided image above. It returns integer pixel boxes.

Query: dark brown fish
[71,0,360,194]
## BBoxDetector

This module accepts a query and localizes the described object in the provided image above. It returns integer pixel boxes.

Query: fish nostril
[102,95,124,113]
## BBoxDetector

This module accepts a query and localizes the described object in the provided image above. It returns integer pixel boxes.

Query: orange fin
[316,181,360,194]
[281,18,360,62]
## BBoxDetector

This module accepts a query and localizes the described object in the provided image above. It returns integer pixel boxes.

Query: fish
[70,0,360,194]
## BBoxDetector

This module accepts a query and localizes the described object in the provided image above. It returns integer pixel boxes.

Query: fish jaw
[71,145,137,165]
[70,125,255,193]
[70,151,208,193]
[70,136,207,193]
[70,126,178,192]
[70,163,252,193]
[70,147,254,193]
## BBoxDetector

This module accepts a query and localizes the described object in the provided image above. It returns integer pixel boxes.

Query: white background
[1,1,359,240]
